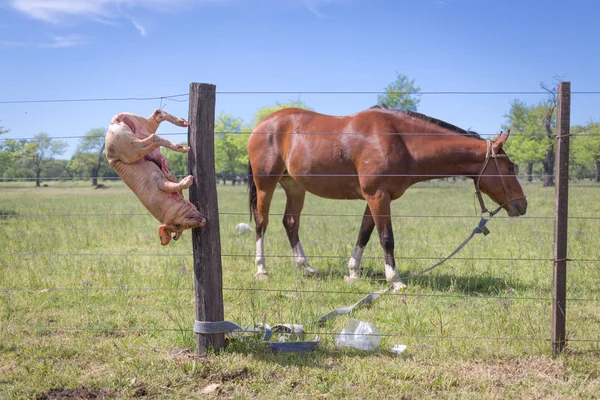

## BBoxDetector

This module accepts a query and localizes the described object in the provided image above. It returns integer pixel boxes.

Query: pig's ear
[158,225,172,246]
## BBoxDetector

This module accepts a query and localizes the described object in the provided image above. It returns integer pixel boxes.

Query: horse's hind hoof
[254,272,268,281]
[344,275,359,284]
[304,266,317,278]
[391,281,407,293]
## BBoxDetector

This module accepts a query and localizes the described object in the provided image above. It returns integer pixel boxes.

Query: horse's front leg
[281,179,316,277]
[365,191,406,292]
[345,204,375,282]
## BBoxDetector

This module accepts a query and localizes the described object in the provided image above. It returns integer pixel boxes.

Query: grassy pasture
[0,180,599,399]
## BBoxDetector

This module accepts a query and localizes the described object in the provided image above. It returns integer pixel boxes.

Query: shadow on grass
[223,337,406,367]
[316,266,526,296]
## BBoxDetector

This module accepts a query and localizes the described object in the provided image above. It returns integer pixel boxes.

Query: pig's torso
[110,158,185,223]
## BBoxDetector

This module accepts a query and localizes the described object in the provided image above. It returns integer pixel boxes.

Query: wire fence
[2,88,600,353]
[4,130,600,142]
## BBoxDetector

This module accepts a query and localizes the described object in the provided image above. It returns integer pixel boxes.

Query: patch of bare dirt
[35,387,113,400]
[212,367,250,383]
[457,356,570,389]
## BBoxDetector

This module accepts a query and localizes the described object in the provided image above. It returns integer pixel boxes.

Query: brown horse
[247,106,527,290]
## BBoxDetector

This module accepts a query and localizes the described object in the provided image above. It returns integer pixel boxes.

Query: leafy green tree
[538,83,558,187]
[377,72,421,111]
[162,147,189,178]
[215,112,251,184]
[502,99,552,182]
[0,121,8,136]
[23,133,68,187]
[69,128,107,186]
[572,123,600,181]
[0,121,14,176]
[252,100,312,127]
[502,88,556,186]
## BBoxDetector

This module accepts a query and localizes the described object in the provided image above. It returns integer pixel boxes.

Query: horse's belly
[290,175,364,200]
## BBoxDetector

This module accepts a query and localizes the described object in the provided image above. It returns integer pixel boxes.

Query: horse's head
[475,131,527,217]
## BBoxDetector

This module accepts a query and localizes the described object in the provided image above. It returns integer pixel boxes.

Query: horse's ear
[493,130,510,152]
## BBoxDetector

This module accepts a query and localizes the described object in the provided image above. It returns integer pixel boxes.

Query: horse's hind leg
[280,177,316,277]
[345,204,376,282]
[364,191,406,292]
[253,177,279,280]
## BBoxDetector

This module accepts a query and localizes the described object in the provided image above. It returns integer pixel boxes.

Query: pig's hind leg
[150,109,189,128]
[158,175,193,193]
[136,134,190,155]
[133,134,189,183]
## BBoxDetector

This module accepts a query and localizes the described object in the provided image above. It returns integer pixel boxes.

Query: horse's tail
[248,161,257,222]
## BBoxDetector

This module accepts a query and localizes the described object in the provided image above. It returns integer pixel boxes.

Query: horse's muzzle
[507,198,527,217]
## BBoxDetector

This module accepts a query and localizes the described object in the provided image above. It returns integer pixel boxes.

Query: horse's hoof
[391,281,407,293]
[344,275,359,283]
[304,266,317,277]
[254,272,268,281]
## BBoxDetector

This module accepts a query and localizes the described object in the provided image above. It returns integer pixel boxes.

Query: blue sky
[1,0,599,159]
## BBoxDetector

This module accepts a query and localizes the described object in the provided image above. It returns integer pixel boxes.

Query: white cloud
[42,35,87,48]
[11,0,113,23]
[0,40,28,47]
[131,19,147,36]
[301,0,349,19]
[10,0,225,37]
[10,0,223,23]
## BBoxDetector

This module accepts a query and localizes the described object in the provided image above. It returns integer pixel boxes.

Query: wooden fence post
[187,83,225,354]
[552,81,571,356]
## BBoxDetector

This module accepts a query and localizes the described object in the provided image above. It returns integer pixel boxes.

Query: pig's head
[158,201,207,245]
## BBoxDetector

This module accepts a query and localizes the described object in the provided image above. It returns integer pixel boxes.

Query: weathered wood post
[552,81,570,356]
[187,83,225,354]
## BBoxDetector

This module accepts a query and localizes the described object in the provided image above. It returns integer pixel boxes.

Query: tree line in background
[1,74,599,187]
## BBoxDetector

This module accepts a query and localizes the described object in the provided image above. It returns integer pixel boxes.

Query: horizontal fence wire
[2,324,599,344]
[0,93,189,104]
[4,131,600,141]
[2,90,600,105]
[1,252,598,263]
[1,286,599,303]
[0,253,556,261]
[0,173,558,179]
[3,212,600,222]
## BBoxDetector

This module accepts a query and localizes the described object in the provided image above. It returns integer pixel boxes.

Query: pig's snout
[184,208,207,229]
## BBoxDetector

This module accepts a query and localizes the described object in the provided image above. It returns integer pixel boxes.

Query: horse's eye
[507,165,515,172]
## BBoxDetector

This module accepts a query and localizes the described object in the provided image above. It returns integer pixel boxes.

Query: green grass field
[1,180,599,399]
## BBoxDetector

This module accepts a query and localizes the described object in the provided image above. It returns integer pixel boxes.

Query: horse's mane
[370,105,481,139]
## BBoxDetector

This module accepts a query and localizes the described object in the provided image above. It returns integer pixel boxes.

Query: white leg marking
[292,241,316,276]
[344,245,364,282]
[255,235,268,279]
[385,263,406,292]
